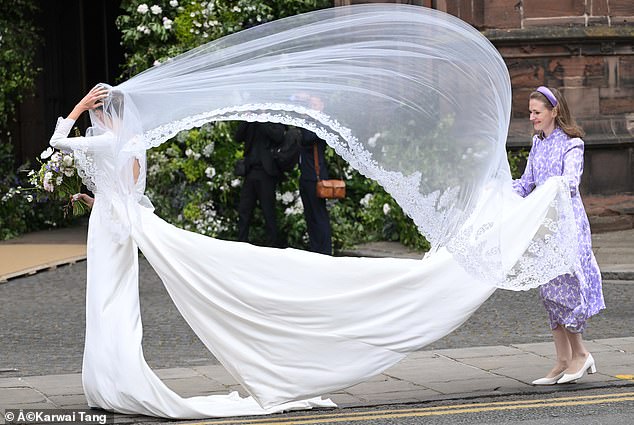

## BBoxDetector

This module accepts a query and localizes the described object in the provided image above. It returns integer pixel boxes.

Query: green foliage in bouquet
[27,147,89,218]
[0,143,80,240]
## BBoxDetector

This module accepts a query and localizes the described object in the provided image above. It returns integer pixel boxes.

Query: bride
[49,4,583,419]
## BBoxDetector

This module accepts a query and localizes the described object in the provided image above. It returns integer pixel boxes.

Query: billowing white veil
[93,4,578,289]
[58,4,582,418]
[69,4,583,414]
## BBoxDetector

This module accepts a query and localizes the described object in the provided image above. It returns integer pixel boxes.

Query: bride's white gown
[50,117,571,418]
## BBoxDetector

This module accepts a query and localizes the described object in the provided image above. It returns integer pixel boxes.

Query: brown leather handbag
[314,144,346,199]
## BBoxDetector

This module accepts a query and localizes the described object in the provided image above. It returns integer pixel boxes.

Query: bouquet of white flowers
[27,147,88,217]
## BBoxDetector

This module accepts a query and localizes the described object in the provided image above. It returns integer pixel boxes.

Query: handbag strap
[313,143,321,181]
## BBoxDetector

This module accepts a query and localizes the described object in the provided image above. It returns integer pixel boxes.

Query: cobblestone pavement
[1,258,632,378]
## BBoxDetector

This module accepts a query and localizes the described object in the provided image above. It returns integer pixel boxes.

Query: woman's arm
[49,86,110,152]
[68,86,109,121]
[562,138,584,197]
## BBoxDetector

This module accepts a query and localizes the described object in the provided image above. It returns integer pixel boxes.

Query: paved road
[1,258,633,378]
[101,388,634,425]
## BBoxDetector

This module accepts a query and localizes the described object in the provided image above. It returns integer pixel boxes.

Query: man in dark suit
[235,121,285,246]
[298,128,332,255]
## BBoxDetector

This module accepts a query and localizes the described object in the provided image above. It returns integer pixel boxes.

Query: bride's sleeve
[49,117,111,152]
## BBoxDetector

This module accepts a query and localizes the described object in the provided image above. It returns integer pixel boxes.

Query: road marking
[616,374,634,381]
[186,391,634,425]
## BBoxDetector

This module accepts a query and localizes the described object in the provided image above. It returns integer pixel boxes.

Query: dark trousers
[299,179,332,255]
[238,168,278,246]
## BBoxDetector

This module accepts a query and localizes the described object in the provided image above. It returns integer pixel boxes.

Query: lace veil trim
[130,106,579,291]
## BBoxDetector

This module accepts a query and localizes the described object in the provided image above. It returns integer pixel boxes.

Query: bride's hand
[68,86,109,120]
[71,193,94,209]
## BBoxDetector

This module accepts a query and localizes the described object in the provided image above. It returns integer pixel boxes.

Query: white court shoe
[557,354,597,384]
[532,371,565,386]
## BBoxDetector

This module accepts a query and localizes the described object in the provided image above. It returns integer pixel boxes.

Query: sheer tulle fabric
[119,5,509,254]
[50,4,586,418]
[77,4,580,290]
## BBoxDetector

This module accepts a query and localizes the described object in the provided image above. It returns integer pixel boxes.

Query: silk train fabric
[49,4,584,417]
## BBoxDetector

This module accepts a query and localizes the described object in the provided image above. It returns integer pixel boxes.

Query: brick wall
[434,0,634,29]
[337,1,634,28]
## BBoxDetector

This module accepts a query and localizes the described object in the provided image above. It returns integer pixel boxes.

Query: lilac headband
[536,86,558,107]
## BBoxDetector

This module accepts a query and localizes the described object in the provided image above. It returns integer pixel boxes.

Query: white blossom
[231,178,241,187]
[62,155,73,167]
[40,147,54,159]
[285,205,303,216]
[284,197,304,215]
[280,191,295,204]
[360,193,374,207]
[169,0,178,6]
[383,203,391,215]
[344,165,354,179]
[202,143,214,157]
[150,5,162,14]
[205,167,216,179]
[148,164,161,176]
[162,18,173,29]
[43,172,54,192]
[137,4,149,14]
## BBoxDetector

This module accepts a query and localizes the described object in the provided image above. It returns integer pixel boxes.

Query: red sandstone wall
[436,0,633,29]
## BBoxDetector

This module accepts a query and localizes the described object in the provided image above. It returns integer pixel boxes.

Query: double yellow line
[188,391,634,425]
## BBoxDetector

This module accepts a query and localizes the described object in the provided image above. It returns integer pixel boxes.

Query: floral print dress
[513,127,604,333]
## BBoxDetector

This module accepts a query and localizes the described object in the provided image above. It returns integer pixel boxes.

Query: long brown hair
[530,87,585,139]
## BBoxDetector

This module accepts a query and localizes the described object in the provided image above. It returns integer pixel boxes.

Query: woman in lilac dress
[513,86,605,385]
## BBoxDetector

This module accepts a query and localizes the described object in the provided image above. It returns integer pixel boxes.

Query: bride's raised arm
[49,86,111,152]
